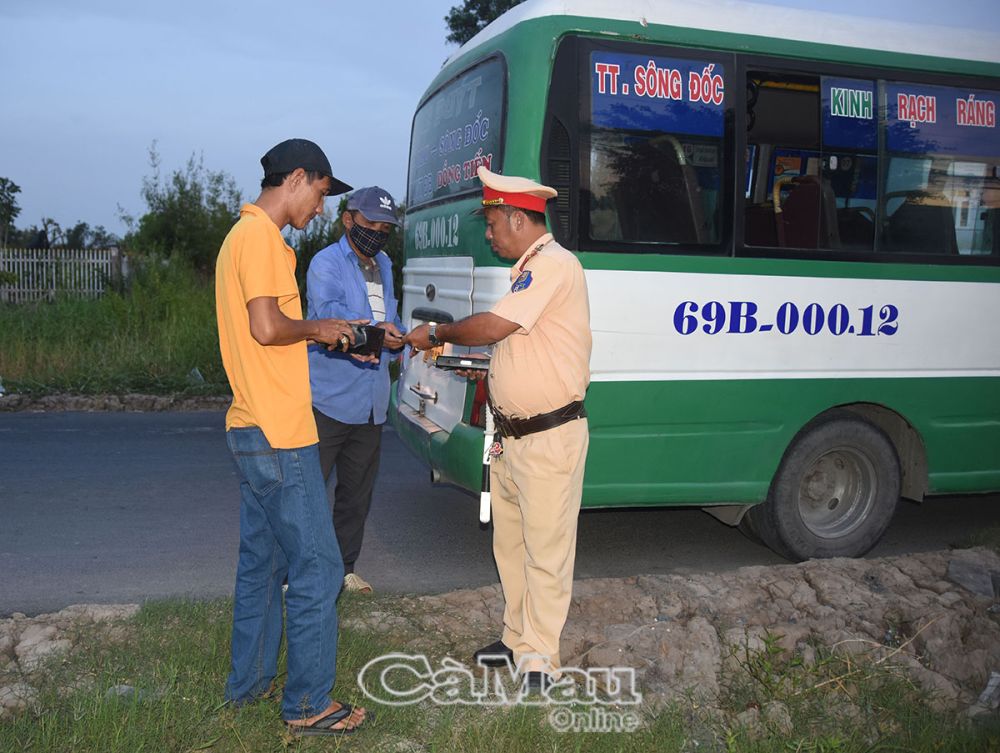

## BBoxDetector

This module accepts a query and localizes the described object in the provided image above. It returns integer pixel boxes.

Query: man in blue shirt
[306,187,404,593]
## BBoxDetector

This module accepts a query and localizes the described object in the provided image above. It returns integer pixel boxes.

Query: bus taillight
[470,378,489,428]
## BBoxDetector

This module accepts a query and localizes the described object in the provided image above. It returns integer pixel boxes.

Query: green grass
[0,261,228,396]
[960,525,1000,554]
[2,597,997,753]
[0,261,403,398]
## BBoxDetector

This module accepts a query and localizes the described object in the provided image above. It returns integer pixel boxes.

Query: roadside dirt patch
[4,548,999,724]
[0,393,229,412]
[346,548,1000,714]
[0,605,139,720]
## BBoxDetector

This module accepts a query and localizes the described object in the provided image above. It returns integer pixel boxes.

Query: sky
[2,0,998,239]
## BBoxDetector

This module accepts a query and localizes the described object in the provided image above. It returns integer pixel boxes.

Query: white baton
[479,408,495,524]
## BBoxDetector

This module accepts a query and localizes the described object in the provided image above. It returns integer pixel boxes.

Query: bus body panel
[391,371,1000,508]
[582,376,1000,506]
[397,255,474,433]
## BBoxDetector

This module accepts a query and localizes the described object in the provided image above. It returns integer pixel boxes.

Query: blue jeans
[224,427,344,720]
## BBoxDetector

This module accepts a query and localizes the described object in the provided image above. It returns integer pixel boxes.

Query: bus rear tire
[748,411,900,561]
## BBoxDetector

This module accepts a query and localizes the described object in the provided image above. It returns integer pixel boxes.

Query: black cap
[260,138,352,196]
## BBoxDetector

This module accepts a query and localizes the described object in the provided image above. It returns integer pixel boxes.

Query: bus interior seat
[744,202,778,246]
[774,176,840,249]
[981,207,1000,255]
[614,135,705,244]
[836,207,876,250]
[883,193,958,255]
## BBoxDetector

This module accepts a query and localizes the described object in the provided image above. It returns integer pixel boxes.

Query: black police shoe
[473,639,513,667]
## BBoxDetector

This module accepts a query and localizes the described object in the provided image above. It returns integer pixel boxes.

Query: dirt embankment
[347,547,1000,715]
[3,549,999,722]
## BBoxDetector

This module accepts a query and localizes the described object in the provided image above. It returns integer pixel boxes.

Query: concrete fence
[0,247,123,304]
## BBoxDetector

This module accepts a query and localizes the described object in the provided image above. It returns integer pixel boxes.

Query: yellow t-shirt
[215,203,318,449]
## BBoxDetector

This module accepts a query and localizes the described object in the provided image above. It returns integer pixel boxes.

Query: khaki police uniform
[488,230,592,673]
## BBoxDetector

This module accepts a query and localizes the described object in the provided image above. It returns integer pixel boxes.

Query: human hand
[454,352,489,380]
[377,322,405,350]
[313,318,370,352]
[403,324,431,354]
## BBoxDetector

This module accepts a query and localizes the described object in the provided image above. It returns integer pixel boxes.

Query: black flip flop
[285,702,370,736]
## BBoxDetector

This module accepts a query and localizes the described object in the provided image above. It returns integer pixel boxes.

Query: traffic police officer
[404,166,591,692]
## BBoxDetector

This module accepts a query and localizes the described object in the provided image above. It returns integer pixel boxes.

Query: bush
[0,259,226,395]
[122,145,242,275]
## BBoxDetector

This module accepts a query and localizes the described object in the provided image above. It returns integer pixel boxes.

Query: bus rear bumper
[390,391,484,494]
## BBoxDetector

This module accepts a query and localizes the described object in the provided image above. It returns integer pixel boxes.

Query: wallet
[347,324,386,356]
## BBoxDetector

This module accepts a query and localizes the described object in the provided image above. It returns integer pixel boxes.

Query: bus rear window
[407,57,506,208]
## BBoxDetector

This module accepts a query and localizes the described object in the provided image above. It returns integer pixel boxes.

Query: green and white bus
[389,0,1000,560]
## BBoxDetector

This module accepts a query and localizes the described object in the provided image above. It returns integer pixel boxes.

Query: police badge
[511,270,533,292]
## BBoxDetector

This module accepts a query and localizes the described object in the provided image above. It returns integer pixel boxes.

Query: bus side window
[743,73,827,250]
[880,81,1000,256]
[592,133,707,244]
[744,73,879,253]
[585,49,726,250]
[879,159,1000,256]
[589,130,722,247]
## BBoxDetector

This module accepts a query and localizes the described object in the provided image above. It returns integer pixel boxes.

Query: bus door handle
[409,383,438,403]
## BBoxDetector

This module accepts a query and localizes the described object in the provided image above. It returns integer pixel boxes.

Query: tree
[41,218,63,248]
[122,144,242,274]
[445,0,525,45]
[41,219,120,249]
[0,176,119,250]
[62,221,92,249]
[56,221,119,249]
[4,224,48,249]
[0,177,22,247]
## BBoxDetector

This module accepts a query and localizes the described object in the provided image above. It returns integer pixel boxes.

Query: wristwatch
[428,324,442,347]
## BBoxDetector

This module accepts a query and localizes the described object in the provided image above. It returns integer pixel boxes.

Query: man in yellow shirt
[215,138,369,735]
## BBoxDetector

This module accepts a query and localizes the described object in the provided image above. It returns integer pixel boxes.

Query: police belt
[490,400,587,439]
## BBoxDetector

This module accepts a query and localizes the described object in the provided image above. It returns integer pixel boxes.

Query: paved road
[1,411,998,617]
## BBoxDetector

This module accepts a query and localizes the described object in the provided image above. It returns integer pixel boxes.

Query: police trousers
[490,417,589,672]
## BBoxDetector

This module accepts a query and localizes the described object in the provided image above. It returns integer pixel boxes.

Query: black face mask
[349,224,389,258]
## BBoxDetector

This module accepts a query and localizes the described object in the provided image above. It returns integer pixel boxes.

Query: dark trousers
[313,407,382,575]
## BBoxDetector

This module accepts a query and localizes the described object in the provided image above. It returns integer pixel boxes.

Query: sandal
[343,572,374,594]
[285,701,370,736]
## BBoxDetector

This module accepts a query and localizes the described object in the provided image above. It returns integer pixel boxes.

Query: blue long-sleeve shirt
[306,234,403,425]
